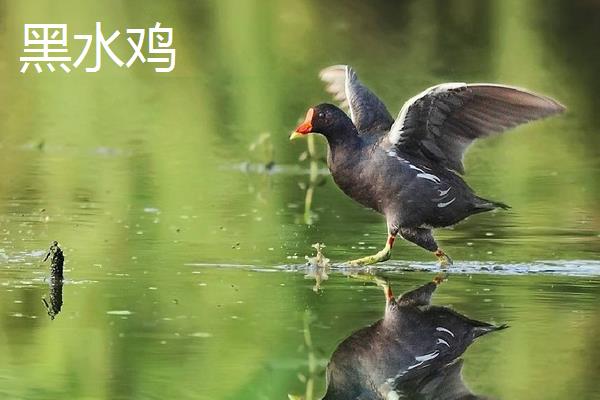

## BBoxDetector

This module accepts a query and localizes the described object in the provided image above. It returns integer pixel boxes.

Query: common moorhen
[322,278,507,399]
[290,65,564,266]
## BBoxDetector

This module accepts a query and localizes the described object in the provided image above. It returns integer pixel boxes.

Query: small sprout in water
[43,241,64,281]
[306,243,330,269]
[305,243,330,292]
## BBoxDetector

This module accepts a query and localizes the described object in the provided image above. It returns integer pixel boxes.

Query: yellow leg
[348,273,393,302]
[347,235,395,266]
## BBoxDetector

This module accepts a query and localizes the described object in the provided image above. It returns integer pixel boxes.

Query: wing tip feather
[319,64,348,81]
[469,83,566,115]
[390,82,566,175]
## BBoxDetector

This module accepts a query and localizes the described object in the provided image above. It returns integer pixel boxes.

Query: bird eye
[318,112,325,118]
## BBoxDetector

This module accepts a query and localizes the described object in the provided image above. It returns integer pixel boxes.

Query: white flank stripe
[409,164,425,173]
[417,173,441,183]
[407,350,440,370]
[437,198,456,208]
[415,351,440,362]
[436,327,455,337]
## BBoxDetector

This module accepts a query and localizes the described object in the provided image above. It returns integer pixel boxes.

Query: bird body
[291,65,564,265]
[322,280,507,399]
[327,129,494,230]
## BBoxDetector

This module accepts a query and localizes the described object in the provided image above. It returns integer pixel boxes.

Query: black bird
[321,278,507,399]
[290,65,564,266]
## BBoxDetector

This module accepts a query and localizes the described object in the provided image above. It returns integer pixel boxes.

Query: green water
[1,1,599,399]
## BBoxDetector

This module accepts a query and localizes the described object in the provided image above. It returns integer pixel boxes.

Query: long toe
[347,249,391,266]
[348,256,376,267]
[437,255,452,268]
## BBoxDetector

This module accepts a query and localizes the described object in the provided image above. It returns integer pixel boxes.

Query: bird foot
[347,247,391,266]
[349,271,387,287]
[435,249,453,268]
[432,272,449,285]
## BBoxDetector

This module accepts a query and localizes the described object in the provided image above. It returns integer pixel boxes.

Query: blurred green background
[0,0,599,399]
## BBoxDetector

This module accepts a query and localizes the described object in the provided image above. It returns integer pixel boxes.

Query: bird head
[290,103,353,140]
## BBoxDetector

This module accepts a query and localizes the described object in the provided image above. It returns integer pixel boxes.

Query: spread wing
[320,65,394,134]
[387,83,565,174]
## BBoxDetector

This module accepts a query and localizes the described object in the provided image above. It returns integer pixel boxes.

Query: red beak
[294,108,314,135]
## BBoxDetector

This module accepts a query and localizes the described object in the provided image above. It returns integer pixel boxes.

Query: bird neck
[383,306,400,326]
[323,121,362,156]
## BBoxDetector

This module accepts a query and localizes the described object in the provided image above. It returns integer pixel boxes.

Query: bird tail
[491,201,511,210]
[473,196,511,212]
[473,323,509,339]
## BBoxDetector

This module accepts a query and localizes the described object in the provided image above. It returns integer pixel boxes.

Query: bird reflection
[321,278,506,400]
